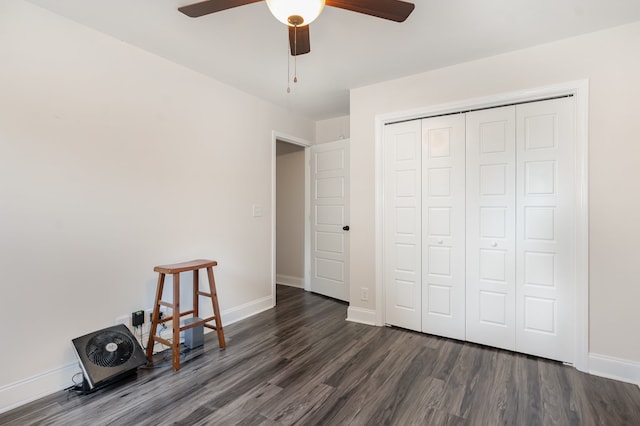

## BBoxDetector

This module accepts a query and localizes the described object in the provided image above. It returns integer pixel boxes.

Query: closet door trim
[374,80,589,372]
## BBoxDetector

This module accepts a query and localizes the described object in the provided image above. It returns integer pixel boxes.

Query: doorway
[271,132,351,306]
[271,132,311,307]
[275,140,306,289]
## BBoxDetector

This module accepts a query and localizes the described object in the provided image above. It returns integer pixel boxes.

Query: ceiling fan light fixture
[266,0,326,26]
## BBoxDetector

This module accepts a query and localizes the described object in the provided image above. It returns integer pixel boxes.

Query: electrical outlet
[149,309,168,332]
[360,287,369,302]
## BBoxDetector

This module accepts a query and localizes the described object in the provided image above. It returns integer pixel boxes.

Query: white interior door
[383,120,422,331]
[515,98,574,363]
[421,115,466,339]
[310,140,350,302]
[465,106,517,351]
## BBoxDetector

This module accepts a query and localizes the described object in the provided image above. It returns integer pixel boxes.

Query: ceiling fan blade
[289,25,311,56]
[178,0,263,18]
[326,0,414,22]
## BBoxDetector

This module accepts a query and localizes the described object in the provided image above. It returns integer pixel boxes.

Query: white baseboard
[588,353,640,385]
[0,295,275,415]
[220,295,274,327]
[0,362,81,414]
[346,306,377,326]
[275,274,304,288]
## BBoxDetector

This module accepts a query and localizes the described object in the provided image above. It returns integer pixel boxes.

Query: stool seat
[147,258,225,371]
[154,259,217,274]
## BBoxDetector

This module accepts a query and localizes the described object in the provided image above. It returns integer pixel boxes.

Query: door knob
[491,242,498,247]
[438,239,444,244]
[343,225,350,231]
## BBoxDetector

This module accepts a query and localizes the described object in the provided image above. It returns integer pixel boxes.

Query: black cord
[71,371,83,385]
[137,325,146,351]
[65,371,86,395]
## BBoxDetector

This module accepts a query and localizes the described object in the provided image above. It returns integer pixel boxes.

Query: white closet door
[466,106,517,351]
[384,120,422,331]
[515,98,575,363]
[421,115,466,339]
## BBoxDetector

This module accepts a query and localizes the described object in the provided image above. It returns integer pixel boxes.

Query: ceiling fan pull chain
[287,32,291,93]
[293,24,298,83]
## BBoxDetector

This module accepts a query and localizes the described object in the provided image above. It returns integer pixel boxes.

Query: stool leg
[206,266,226,349]
[147,273,165,361]
[172,272,181,371]
[193,268,199,318]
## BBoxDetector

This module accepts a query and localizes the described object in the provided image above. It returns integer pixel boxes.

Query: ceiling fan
[178,0,415,56]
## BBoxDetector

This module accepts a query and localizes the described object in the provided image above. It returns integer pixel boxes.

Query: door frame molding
[373,80,589,372]
[271,131,312,307]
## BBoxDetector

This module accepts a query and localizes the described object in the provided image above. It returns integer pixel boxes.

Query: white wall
[350,22,640,369]
[316,115,350,144]
[0,0,314,411]
[276,142,305,286]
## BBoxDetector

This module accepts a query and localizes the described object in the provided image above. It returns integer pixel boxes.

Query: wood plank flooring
[2,285,640,425]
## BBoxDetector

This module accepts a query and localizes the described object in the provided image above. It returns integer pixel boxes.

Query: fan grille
[85,330,135,368]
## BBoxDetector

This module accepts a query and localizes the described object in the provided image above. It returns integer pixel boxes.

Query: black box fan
[71,324,147,392]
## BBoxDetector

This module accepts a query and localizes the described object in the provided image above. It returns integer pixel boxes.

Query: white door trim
[374,80,589,372]
[271,131,312,307]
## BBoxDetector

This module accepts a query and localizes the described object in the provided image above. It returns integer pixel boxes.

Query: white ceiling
[24,0,640,121]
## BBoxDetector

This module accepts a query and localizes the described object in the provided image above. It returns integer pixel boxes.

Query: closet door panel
[421,115,466,339]
[384,120,422,331]
[516,98,575,363]
[466,106,517,351]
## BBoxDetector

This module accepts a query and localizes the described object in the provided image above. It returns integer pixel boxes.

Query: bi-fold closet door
[465,106,517,351]
[421,114,466,340]
[384,97,574,363]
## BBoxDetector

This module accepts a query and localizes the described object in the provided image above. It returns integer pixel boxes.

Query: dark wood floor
[2,285,640,425]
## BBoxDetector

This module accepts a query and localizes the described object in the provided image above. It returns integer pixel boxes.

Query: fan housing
[71,324,147,392]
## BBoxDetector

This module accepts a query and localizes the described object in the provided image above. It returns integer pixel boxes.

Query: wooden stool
[147,259,226,371]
